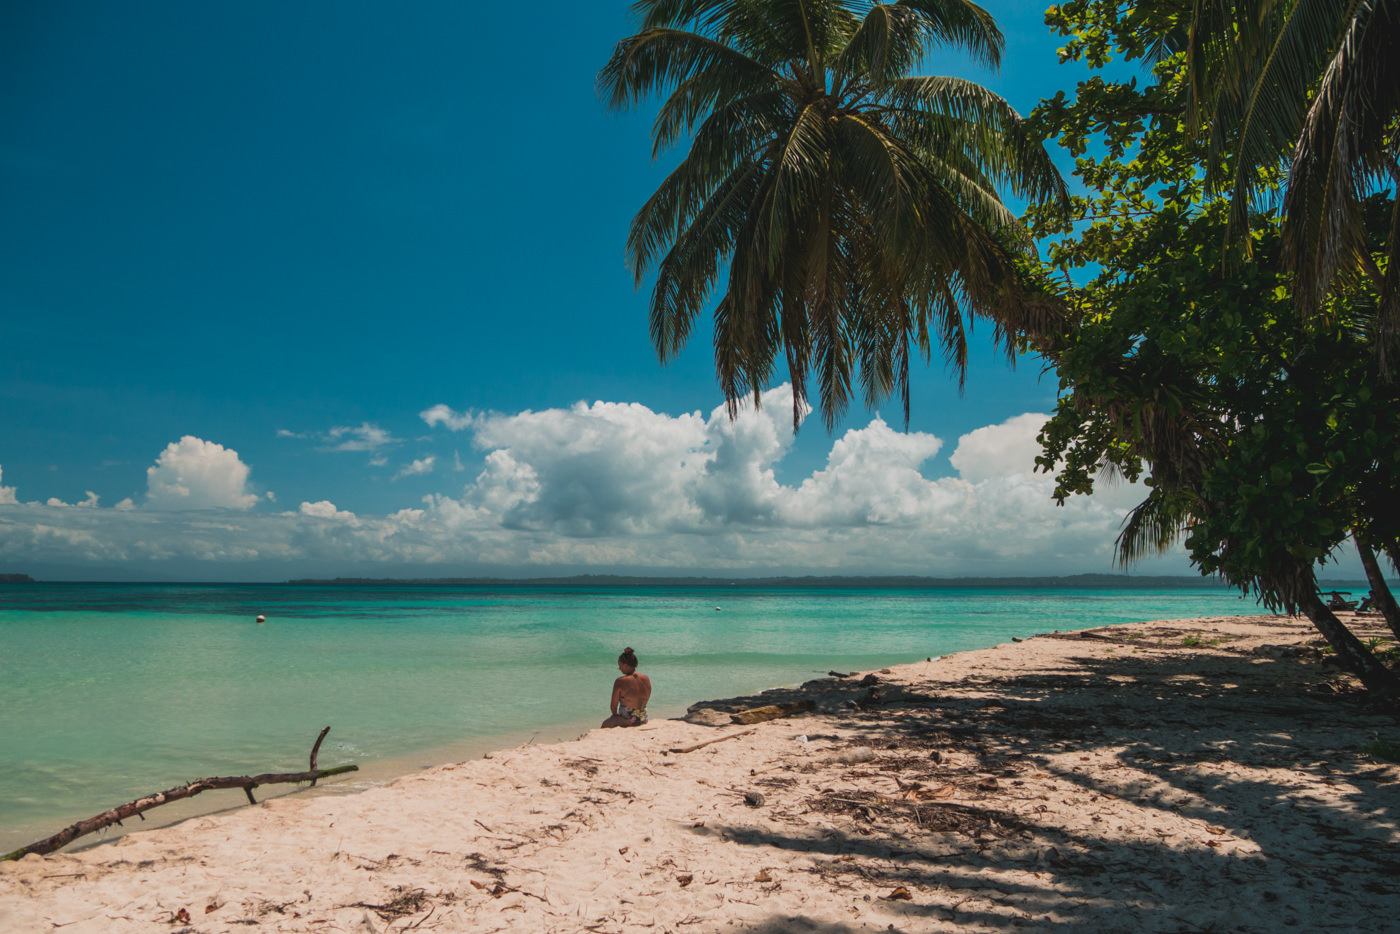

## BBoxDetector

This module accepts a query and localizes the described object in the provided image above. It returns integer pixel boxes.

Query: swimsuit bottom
[618,704,648,725]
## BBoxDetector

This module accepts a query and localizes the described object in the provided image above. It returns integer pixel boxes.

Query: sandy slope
[2,612,1398,933]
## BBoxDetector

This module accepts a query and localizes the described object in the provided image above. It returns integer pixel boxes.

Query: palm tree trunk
[1356,538,1400,640]
[1299,592,1400,702]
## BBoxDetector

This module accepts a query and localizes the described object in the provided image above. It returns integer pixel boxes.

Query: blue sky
[0,1,1315,581]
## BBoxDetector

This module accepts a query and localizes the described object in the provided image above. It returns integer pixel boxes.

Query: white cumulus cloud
[949,413,1049,483]
[145,437,261,510]
[44,492,100,508]
[687,387,800,526]
[421,404,475,431]
[394,456,436,479]
[418,396,1160,573]
[326,423,397,452]
[299,500,357,521]
[466,398,714,535]
[0,467,17,506]
[0,392,1230,578]
[783,417,946,527]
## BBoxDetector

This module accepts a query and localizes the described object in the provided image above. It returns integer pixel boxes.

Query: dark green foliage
[1025,0,1400,698]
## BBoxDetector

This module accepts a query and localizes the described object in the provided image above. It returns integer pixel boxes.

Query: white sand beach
[2,612,1398,933]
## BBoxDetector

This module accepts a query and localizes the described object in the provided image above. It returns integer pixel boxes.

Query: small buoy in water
[715,606,721,611]
[255,615,266,624]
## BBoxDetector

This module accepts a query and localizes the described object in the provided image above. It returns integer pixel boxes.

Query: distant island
[0,573,1374,589]
[287,573,1248,590]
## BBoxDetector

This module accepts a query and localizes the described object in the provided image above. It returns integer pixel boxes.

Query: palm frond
[767,101,831,261]
[916,153,1024,240]
[830,111,919,241]
[646,68,789,155]
[1194,0,1364,275]
[835,3,939,87]
[646,147,778,355]
[884,77,1068,204]
[634,0,746,32]
[716,0,837,72]
[647,157,769,358]
[626,107,769,282]
[599,28,777,112]
[1281,0,1400,317]
[1116,489,1189,566]
[894,0,1003,69]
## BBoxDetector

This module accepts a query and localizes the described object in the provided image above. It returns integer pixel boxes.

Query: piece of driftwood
[730,700,815,725]
[2,726,357,861]
[666,729,757,754]
[1075,630,1136,642]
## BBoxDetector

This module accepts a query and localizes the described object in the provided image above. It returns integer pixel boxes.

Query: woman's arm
[609,678,624,715]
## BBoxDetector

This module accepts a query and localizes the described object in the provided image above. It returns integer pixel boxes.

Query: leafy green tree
[1027,0,1400,699]
[599,0,1066,428]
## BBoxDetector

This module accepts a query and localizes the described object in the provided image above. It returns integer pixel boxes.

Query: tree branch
[2,727,357,861]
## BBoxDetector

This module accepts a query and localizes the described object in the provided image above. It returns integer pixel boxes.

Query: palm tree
[599,0,1066,429]
[1186,0,1400,340]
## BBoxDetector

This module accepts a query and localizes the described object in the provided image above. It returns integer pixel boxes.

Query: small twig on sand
[399,905,436,931]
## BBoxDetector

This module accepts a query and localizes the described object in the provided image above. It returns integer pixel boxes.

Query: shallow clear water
[0,580,1293,850]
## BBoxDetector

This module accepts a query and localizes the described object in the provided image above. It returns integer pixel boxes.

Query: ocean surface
[0,579,1311,853]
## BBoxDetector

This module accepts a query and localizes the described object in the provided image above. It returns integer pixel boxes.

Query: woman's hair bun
[624,646,634,654]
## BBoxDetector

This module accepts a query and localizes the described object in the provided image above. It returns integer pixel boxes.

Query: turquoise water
[0,581,1286,850]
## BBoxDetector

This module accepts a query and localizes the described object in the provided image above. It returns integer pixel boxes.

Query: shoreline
[0,717,608,858]
[4,611,1398,932]
[0,672,853,856]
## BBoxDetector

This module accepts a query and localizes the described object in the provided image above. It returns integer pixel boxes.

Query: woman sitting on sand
[602,647,651,728]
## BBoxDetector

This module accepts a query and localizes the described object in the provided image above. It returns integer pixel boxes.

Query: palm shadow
[684,619,1400,932]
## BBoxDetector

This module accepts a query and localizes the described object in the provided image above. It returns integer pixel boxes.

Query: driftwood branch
[666,729,757,754]
[3,727,357,861]
[309,725,331,786]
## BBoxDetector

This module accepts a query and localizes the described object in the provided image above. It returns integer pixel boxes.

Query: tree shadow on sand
[685,617,1400,932]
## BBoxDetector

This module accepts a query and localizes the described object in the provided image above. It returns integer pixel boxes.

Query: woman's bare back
[615,671,651,711]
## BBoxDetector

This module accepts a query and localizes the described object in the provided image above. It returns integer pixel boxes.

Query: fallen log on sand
[730,699,816,724]
[2,726,356,861]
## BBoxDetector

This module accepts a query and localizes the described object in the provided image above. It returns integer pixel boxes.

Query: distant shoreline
[282,573,1286,590]
[4,572,1375,589]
